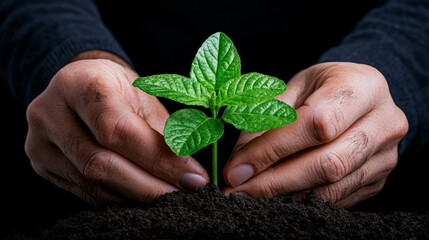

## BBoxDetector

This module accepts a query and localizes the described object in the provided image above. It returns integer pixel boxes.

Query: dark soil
[6,185,429,240]
[1,81,428,240]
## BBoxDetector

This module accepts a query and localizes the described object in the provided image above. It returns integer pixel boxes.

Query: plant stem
[212,140,218,185]
[210,91,219,185]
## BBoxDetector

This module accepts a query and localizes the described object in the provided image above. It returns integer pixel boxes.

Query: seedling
[133,32,297,185]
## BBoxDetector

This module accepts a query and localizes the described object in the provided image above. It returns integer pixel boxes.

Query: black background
[1,0,428,235]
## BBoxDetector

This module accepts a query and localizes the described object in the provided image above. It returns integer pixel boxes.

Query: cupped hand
[223,62,408,207]
[25,54,209,206]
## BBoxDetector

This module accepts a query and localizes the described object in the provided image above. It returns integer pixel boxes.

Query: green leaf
[164,108,224,156]
[133,74,210,107]
[216,72,286,107]
[222,99,297,133]
[190,32,241,92]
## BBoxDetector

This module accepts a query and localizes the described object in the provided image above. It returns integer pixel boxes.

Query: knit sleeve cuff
[25,35,133,105]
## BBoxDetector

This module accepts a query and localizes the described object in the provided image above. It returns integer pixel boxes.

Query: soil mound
[7,185,429,240]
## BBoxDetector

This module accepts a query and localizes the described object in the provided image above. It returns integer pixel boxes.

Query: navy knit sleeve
[0,0,133,105]
[317,0,429,159]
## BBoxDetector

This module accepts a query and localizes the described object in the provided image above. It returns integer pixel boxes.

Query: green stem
[212,140,218,185]
[210,91,219,185]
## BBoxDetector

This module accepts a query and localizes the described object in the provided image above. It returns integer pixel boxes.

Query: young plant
[133,32,297,185]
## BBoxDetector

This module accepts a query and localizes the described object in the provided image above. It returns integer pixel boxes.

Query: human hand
[223,62,408,207]
[25,52,209,206]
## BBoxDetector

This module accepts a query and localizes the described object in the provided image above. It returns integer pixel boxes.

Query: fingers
[48,174,126,207]
[335,180,386,208]
[223,119,376,197]
[223,108,402,205]
[56,104,205,194]
[55,61,209,190]
[86,93,208,190]
[26,110,178,204]
[224,87,373,187]
[26,133,127,206]
[313,148,397,207]
[223,147,396,207]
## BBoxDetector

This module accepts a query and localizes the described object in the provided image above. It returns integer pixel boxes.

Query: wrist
[70,50,131,69]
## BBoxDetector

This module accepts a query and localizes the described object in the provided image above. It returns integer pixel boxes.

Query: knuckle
[149,156,162,173]
[29,161,46,179]
[24,136,47,178]
[373,179,386,193]
[368,66,388,91]
[255,171,280,198]
[83,151,112,183]
[387,158,398,172]
[384,153,398,173]
[364,180,386,200]
[96,112,131,148]
[24,137,37,161]
[94,113,114,147]
[353,63,388,96]
[55,63,73,79]
[315,185,341,203]
[391,108,409,139]
[311,107,342,143]
[26,97,46,130]
[148,154,173,179]
[347,129,369,156]
[379,107,409,145]
[355,167,368,184]
[318,151,348,184]
[256,135,284,168]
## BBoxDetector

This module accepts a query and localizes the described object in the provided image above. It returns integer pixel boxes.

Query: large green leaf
[133,74,210,107]
[190,32,241,92]
[216,72,286,107]
[222,99,297,133]
[164,108,224,156]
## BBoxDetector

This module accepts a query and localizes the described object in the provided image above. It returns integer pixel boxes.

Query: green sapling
[133,32,297,185]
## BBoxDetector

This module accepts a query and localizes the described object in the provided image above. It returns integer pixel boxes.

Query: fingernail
[228,164,254,187]
[179,173,207,191]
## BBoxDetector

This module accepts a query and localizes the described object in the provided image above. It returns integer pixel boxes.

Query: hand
[223,62,408,207]
[25,51,209,206]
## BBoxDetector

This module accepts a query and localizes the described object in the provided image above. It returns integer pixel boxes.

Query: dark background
[1,0,428,235]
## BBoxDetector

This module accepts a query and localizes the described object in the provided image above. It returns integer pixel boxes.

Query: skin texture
[25,51,209,207]
[223,62,409,207]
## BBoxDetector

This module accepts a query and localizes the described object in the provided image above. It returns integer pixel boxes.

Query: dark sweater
[0,0,428,159]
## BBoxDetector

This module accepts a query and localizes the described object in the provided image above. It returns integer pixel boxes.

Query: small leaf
[222,99,297,133]
[190,32,241,92]
[216,72,286,107]
[164,108,224,156]
[133,74,210,107]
